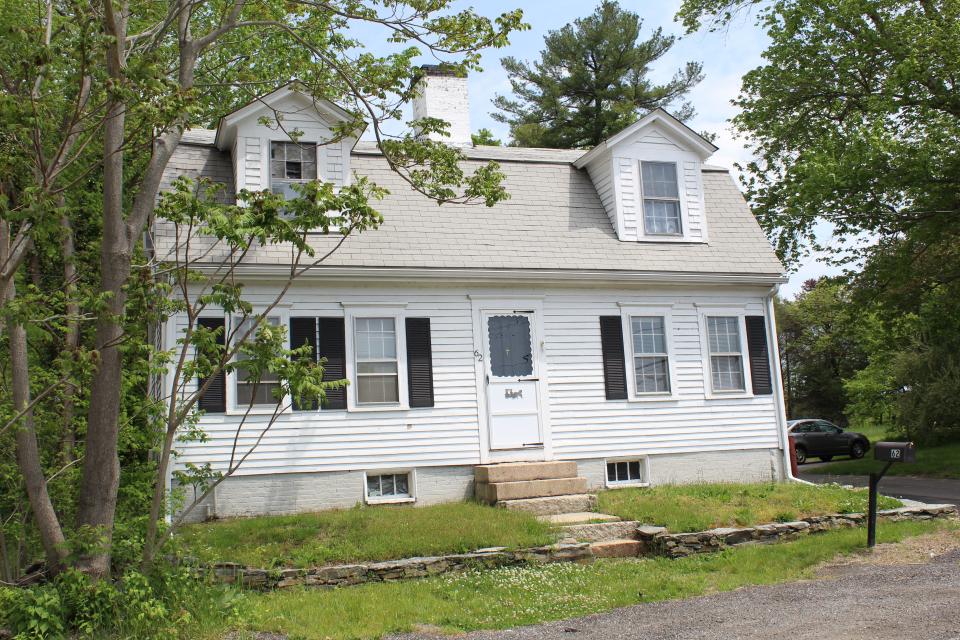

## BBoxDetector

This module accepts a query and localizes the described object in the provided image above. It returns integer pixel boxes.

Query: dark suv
[787,419,870,464]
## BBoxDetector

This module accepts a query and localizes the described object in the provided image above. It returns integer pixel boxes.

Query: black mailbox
[874,441,916,463]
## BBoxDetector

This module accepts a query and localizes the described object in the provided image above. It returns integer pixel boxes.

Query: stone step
[561,520,642,543]
[474,461,578,484]
[477,477,588,502]
[539,512,621,525]
[590,539,643,558]
[497,493,598,516]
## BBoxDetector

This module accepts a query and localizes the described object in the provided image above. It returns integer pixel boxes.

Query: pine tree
[493,1,703,148]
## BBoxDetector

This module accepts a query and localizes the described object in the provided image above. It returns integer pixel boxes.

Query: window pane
[357,361,398,375]
[357,375,399,403]
[631,317,666,354]
[641,161,679,198]
[302,145,317,162]
[711,355,744,391]
[487,315,533,377]
[366,475,381,497]
[271,160,285,179]
[394,474,409,495]
[236,381,280,406]
[635,356,670,393]
[271,142,285,160]
[356,318,396,360]
[708,317,741,354]
[628,461,641,480]
[616,462,628,481]
[285,144,301,162]
[643,199,682,235]
[606,462,616,482]
[302,161,317,180]
[285,161,302,180]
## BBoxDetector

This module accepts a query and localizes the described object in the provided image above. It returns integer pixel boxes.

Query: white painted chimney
[411,65,471,146]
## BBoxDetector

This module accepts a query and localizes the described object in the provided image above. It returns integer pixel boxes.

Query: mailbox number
[890,449,902,459]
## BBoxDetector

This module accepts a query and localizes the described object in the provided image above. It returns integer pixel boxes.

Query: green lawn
[596,482,901,532]
[804,440,960,479]
[177,502,555,568]
[214,520,955,640]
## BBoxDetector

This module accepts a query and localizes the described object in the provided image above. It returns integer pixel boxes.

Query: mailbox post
[868,441,917,547]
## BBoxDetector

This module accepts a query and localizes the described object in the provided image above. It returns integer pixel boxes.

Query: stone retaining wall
[641,505,958,559]
[198,504,956,591]
[204,542,593,590]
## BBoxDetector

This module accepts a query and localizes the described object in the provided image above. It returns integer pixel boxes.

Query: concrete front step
[475,461,578,484]
[561,520,642,543]
[539,512,621,525]
[477,477,588,502]
[590,539,643,558]
[497,493,598,516]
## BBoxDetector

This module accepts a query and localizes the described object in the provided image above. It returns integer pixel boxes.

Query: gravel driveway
[392,541,960,640]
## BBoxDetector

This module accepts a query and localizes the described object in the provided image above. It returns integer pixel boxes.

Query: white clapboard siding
[170,284,781,477]
[585,156,617,231]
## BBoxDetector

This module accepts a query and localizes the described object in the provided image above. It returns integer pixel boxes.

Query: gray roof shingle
[152,131,784,278]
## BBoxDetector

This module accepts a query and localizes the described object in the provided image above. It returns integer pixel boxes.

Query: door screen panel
[487,315,533,377]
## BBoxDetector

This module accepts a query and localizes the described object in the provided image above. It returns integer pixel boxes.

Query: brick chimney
[411,65,471,146]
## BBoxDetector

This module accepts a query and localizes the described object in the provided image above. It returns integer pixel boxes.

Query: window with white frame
[630,316,670,394]
[354,317,399,404]
[270,141,317,200]
[366,472,411,500]
[606,460,645,485]
[640,161,682,236]
[706,316,746,392]
[233,316,282,407]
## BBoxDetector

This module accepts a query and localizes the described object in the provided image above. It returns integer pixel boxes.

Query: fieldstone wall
[203,542,593,590]
[642,504,958,559]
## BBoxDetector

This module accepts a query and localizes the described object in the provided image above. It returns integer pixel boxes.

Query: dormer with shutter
[213,84,364,198]
[574,109,718,243]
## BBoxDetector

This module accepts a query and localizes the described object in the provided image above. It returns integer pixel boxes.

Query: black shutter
[599,316,628,400]
[197,317,226,413]
[745,315,773,395]
[405,317,434,408]
[317,317,347,410]
[290,317,318,410]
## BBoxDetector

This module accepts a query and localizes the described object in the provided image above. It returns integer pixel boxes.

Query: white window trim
[342,303,409,412]
[618,304,679,401]
[363,468,416,505]
[225,307,291,415]
[604,456,650,488]
[638,160,687,239]
[696,305,754,399]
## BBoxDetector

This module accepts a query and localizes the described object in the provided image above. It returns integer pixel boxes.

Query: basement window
[365,471,414,504]
[605,459,648,487]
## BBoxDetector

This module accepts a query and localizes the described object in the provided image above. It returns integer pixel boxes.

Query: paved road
[800,467,960,505]
[393,548,960,640]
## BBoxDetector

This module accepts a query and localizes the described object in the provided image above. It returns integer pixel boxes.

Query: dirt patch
[817,527,960,576]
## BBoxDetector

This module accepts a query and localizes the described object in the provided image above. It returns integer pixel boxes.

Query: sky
[365,1,842,298]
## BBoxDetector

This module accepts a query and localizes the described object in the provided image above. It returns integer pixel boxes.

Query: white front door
[481,311,543,450]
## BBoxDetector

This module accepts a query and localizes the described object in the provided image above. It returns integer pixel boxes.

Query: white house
[154,67,791,520]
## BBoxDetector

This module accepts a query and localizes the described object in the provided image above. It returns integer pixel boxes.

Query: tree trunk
[1,243,67,571]
[75,80,129,577]
[60,214,79,460]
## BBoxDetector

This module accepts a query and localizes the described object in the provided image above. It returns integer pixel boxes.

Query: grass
[177,502,555,568]
[804,439,960,480]
[210,520,956,640]
[596,482,901,532]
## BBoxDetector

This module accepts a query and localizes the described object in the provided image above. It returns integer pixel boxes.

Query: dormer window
[270,141,317,199]
[640,161,682,236]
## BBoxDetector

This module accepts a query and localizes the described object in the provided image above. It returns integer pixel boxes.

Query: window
[630,316,670,394]
[707,316,745,392]
[606,460,646,485]
[270,141,317,200]
[815,420,841,434]
[366,472,412,502]
[487,314,534,378]
[640,161,682,236]
[234,316,282,407]
[354,317,399,404]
